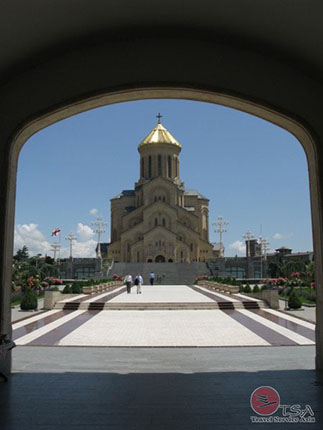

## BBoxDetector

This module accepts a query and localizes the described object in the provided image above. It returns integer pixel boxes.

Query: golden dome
[138,122,181,149]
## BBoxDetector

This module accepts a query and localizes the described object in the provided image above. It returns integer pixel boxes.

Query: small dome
[138,122,181,149]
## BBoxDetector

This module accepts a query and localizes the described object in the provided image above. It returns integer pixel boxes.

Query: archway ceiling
[0,0,323,84]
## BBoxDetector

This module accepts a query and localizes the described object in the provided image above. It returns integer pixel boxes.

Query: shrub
[288,290,302,309]
[261,285,268,291]
[253,285,260,293]
[71,283,82,294]
[20,290,37,310]
[244,284,251,293]
[62,285,72,294]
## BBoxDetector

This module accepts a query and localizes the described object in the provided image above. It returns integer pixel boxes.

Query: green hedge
[288,290,302,309]
[20,290,38,310]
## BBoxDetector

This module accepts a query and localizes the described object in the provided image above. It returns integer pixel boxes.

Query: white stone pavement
[12,286,315,348]
[110,285,213,303]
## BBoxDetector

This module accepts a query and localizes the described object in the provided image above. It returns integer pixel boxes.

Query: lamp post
[91,216,108,260]
[258,237,270,279]
[212,215,229,257]
[65,232,77,259]
[51,242,61,262]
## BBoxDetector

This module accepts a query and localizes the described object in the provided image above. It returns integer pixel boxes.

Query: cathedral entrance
[155,255,165,263]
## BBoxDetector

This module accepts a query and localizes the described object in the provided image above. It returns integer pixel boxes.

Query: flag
[51,228,61,236]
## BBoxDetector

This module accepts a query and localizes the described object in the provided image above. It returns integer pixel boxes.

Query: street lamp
[51,242,61,262]
[258,236,270,279]
[91,216,108,259]
[65,232,77,259]
[212,215,229,257]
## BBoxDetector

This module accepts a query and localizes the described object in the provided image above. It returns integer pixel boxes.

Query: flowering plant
[44,277,63,285]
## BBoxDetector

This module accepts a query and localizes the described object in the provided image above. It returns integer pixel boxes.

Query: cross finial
[156,113,163,124]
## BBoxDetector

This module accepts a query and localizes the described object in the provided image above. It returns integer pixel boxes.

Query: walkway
[12,285,315,348]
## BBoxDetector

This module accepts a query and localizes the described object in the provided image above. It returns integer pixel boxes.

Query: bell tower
[137,114,182,186]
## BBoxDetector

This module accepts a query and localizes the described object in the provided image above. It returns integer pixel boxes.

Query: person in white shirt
[134,273,143,294]
[149,271,155,286]
[124,274,132,294]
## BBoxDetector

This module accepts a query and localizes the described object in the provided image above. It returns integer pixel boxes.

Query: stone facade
[107,121,217,263]
[208,242,314,280]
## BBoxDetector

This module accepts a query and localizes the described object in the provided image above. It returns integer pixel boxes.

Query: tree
[14,246,29,261]
[268,261,281,278]
[281,259,306,278]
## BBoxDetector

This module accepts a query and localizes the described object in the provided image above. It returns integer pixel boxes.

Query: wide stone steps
[112,262,211,285]
[57,300,267,311]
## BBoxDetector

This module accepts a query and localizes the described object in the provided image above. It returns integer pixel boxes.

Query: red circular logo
[250,386,280,416]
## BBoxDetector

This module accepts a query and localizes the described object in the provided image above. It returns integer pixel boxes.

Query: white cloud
[273,232,293,240]
[228,240,246,255]
[14,223,52,256]
[77,222,95,242]
[73,239,97,258]
[273,233,283,240]
[89,208,98,215]
[14,222,97,258]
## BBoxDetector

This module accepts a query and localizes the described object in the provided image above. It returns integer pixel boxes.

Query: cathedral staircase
[111,262,211,285]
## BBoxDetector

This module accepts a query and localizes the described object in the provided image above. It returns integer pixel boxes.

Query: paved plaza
[4,285,321,429]
[12,285,315,348]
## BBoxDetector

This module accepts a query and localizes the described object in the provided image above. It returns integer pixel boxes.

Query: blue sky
[14,99,312,258]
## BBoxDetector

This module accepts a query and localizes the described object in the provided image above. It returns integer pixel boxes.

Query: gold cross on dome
[156,113,163,123]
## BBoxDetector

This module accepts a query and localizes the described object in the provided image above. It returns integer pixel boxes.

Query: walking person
[149,271,155,286]
[124,273,132,294]
[135,273,143,294]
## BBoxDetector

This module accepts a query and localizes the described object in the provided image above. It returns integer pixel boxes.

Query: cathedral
[107,117,217,263]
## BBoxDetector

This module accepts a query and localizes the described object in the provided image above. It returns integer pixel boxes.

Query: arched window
[162,218,166,227]
[148,155,152,178]
[141,158,145,178]
[168,155,172,177]
[158,154,162,176]
[155,218,158,227]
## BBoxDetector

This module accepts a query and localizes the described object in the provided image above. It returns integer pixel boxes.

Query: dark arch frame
[0,37,322,376]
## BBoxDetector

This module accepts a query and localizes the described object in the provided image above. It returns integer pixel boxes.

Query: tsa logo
[250,386,280,416]
[250,386,315,424]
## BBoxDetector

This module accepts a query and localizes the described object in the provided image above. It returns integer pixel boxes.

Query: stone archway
[0,34,322,374]
[155,255,166,263]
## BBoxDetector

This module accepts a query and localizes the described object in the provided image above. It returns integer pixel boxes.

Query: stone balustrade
[197,280,240,294]
[82,281,122,294]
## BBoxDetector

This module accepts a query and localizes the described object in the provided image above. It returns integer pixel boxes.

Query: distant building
[207,241,314,279]
[59,258,100,279]
[106,119,218,263]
